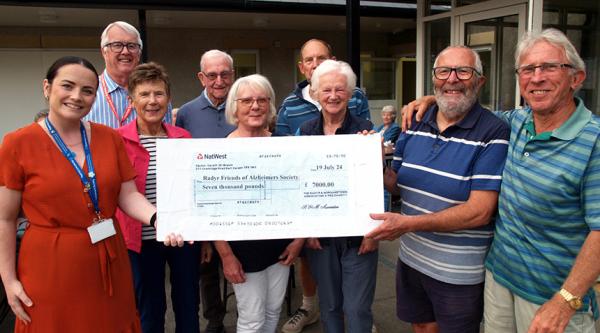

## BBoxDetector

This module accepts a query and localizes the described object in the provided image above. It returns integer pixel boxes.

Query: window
[361,58,396,100]
[424,17,451,95]
[542,1,600,114]
[427,0,451,15]
[231,50,259,77]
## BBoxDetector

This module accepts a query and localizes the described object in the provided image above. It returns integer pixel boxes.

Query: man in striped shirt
[84,21,172,127]
[367,46,510,333]
[402,29,600,333]
[483,29,600,333]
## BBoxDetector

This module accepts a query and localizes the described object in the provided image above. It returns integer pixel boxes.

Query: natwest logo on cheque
[196,152,228,160]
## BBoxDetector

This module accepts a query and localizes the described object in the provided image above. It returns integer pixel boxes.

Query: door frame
[458,4,527,108]
[416,0,529,104]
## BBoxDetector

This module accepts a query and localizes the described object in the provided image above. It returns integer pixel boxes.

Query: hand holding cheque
[155,134,384,241]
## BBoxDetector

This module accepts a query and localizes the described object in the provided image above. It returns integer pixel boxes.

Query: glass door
[458,4,526,110]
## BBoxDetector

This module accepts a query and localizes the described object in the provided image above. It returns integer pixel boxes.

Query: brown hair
[128,62,171,97]
[46,56,98,86]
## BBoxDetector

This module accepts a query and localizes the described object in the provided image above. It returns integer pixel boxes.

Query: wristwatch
[559,288,583,310]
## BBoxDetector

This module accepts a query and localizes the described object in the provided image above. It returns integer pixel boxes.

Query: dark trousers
[200,250,226,328]
[129,241,201,333]
[1,238,21,332]
[0,281,14,333]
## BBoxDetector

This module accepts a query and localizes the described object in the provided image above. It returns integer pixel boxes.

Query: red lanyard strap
[100,74,133,126]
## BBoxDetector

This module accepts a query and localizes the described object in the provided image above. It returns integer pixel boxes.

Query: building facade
[0,0,598,137]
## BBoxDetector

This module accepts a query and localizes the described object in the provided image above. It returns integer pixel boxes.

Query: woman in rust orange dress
[0,56,157,332]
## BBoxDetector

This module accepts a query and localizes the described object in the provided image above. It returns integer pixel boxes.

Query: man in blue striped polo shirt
[275,39,370,136]
[367,46,510,333]
[402,28,600,333]
[483,29,600,333]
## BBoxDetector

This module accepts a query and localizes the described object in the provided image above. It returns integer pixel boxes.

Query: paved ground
[166,239,410,333]
[166,239,600,333]
[1,238,598,332]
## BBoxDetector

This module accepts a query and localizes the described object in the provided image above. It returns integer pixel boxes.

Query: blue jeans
[306,238,378,333]
[128,241,201,333]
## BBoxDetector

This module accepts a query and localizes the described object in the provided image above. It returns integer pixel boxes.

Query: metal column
[138,9,148,63]
[346,0,360,83]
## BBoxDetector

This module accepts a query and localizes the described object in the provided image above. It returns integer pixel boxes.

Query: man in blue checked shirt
[367,46,509,333]
[85,21,171,127]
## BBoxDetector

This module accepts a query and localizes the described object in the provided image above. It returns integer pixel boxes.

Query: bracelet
[150,212,157,228]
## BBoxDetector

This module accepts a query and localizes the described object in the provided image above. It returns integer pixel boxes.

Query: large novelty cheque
[155,134,384,241]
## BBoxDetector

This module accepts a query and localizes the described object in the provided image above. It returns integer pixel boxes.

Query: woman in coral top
[0,56,158,332]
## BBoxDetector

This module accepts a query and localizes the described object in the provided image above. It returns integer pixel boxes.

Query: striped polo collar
[549,97,591,140]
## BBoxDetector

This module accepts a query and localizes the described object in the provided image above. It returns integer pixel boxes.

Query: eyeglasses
[515,63,573,77]
[432,66,480,80]
[202,71,233,81]
[236,97,270,107]
[103,42,141,53]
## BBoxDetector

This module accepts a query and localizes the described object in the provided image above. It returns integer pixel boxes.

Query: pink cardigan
[115,120,191,253]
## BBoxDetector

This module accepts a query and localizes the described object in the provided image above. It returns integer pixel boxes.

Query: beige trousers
[483,270,596,333]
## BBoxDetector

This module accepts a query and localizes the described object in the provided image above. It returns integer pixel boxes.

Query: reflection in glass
[464,15,518,110]
[543,10,560,25]
[361,60,395,100]
[232,52,258,77]
[427,0,451,15]
[567,13,587,26]
[543,0,599,114]
[424,18,450,95]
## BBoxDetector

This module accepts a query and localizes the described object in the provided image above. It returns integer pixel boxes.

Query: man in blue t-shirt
[367,46,509,333]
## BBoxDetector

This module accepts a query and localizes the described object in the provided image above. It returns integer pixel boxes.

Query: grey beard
[434,88,478,120]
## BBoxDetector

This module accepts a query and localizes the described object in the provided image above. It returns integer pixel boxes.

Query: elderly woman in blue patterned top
[374,105,400,146]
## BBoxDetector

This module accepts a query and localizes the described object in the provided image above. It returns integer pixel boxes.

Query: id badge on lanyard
[45,118,116,244]
[88,218,116,244]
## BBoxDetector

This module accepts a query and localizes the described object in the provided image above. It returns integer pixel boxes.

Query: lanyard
[45,118,101,219]
[100,74,133,127]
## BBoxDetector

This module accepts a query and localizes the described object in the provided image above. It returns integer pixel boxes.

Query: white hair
[515,28,585,72]
[310,59,356,94]
[381,105,397,119]
[225,74,276,126]
[100,21,142,49]
[200,50,234,72]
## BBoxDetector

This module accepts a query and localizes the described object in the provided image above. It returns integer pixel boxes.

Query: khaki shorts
[483,270,596,333]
